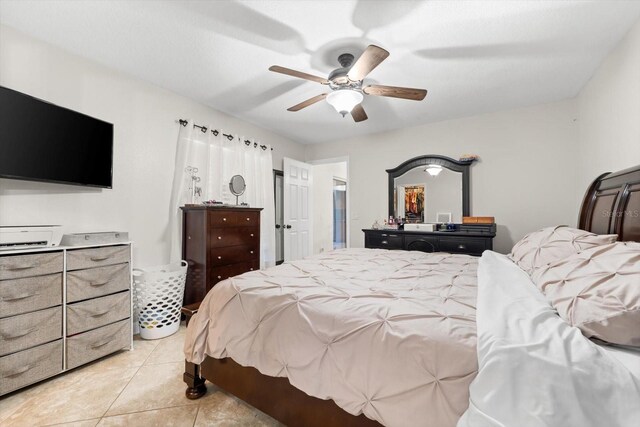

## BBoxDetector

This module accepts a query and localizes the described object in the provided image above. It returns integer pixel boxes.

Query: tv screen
[0,86,113,188]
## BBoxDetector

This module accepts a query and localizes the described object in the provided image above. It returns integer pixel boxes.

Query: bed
[183,164,640,427]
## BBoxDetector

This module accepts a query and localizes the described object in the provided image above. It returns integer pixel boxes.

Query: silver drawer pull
[250,268,254,271]
[381,240,388,244]
[223,218,227,221]
[2,327,36,340]
[458,244,466,249]
[217,236,222,240]
[246,217,250,221]
[4,365,32,378]
[90,256,111,262]
[250,250,254,254]
[217,275,222,279]
[250,233,254,237]
[381,234,388,237]
[2,292,38,302]
[90,281,109,287]
[217,256,222,259]
[5,263,40,271]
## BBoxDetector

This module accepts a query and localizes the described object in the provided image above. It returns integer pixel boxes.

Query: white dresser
[0,242,133,396]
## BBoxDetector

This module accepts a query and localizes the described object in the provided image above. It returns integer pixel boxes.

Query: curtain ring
[212,129,219,136]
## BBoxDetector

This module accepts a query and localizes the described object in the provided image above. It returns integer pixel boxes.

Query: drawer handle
[217,256,222,260]
[381,234,388,237]
[90,309,111,318]
[458,244,466,249]
[4,365,32,378]
[5,263,40,271]
[90,281,109,287]
[246,217,250,221]
[90,256,111,262]
[217,236,222,240]
[223,218,227,222]
[3,327,36,340]
[250,268,254,271]
[91,336,116,349]
[381,241,388,245]
[217,275,222,279]
[2,292,38,302]
[250,233,254,237]
[250,250,254,254]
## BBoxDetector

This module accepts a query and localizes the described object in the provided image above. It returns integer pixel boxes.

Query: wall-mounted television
[0,86,114,188]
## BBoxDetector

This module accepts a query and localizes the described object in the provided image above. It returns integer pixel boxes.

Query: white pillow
[509,226,617,275]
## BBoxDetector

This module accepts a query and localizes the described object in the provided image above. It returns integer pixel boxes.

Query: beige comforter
[184,248,478,427]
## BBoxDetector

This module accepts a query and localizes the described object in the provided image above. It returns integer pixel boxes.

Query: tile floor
[0,324,281,426]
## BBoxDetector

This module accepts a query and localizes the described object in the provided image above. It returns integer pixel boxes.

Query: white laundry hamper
[133,260,187,340]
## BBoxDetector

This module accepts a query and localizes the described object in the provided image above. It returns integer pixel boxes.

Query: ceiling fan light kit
[326,89,364,117]
[269,44,427,123]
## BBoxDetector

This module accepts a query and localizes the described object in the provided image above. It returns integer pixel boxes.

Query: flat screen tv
[0,86,113,188]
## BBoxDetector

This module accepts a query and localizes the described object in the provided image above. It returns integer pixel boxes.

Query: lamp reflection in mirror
[326,89,364,117]
[424,165,443,176]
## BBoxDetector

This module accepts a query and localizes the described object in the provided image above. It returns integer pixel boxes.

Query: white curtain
[169,120,275,269]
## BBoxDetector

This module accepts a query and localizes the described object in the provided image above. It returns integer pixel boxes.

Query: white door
[283,157,313,261]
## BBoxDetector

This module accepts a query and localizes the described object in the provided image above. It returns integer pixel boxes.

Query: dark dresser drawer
[439,237,487,255]
[210,245,259,266]
[209,227,259,248]
[209,260,259,287]
[366,232,404,249]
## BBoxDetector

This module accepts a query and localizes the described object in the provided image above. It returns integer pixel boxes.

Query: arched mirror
[387,155,475,223]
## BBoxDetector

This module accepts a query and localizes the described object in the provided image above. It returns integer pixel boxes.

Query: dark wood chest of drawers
[181,206,262,305]
[363,224,496,256]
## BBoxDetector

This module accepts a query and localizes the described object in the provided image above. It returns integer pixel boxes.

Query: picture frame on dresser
[0,242,133,396]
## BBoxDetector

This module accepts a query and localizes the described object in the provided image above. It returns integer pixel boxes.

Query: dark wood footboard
[185,356,383,427]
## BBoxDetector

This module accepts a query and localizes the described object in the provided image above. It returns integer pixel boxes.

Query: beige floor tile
[97,405,197,427]
[194,389,281,427]
[83,336,160,371]
[1,364,139,426]
[105,362,195,416]
[143,328,186,366]
[48,419,100,427]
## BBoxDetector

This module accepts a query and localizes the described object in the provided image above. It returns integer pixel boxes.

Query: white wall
[311,162,347,254]
[0,25,305,267]
[305,100,579,254]
[577,19,640,195]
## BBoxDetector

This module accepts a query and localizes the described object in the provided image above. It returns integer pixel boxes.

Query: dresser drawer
[236,211,260,227]
[438,237,487,255]
[210,245,259,266]
[366,232,404,249]
[67,245,130,271]
[0,339,62,395]
[0,252,63,280]
[209,227,259,248]
[0,273,62,318]
[0,306,62,356]
[210,260,259,287]
[67,291,130,335]
[67,319,130,369]
[208,210,238,227]
[405,236,438,253]
[67,263,130,303]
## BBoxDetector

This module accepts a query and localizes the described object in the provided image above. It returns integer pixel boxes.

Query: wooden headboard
[579,165,640,241]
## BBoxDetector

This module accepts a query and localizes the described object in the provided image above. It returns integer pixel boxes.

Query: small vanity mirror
[387,155,474,223]
[229,174,246,205]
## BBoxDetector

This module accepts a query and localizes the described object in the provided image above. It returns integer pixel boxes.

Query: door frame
[308,156,350,249]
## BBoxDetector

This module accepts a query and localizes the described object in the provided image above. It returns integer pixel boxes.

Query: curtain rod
[177,119,273,151]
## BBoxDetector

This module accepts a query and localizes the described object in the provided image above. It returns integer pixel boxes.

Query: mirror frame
[386,154,475,220]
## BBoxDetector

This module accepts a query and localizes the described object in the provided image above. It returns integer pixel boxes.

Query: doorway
[273,169,284,265]
[333,179,347,249]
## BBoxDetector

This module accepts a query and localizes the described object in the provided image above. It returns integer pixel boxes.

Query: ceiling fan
[268,45,427,123]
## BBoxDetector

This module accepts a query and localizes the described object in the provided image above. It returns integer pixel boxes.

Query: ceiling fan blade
[269,65,328,84]
[363,84,427,101]
[347,45,390,81]
[287,93,328,112]
[351,104,368,122]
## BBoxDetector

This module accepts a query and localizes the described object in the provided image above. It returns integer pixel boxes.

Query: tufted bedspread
[184,248,479,427]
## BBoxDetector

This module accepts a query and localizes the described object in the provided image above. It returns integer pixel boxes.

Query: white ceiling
[1,1,639,144]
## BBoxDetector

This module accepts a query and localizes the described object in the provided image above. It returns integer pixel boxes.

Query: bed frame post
[184,360,207,399]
